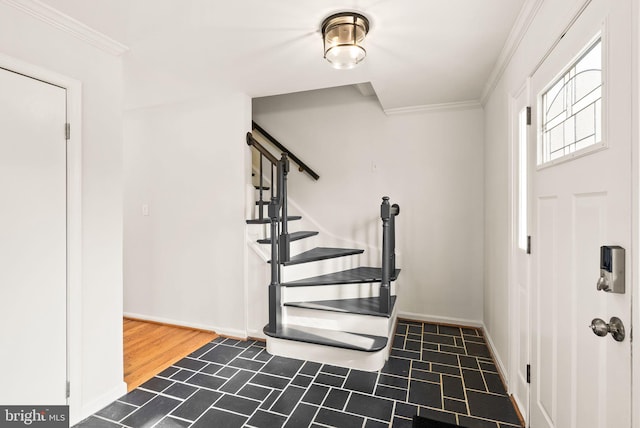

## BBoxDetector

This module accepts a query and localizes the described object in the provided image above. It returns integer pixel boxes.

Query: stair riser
[246,223,270,241]
[266,336,389,372]
[254,203,298,221]
[281,255,362,282]
[283,283,378,303]
[246,240,360,269]
[269,235,318,254]
[283,305,396,337]
[282,282,397,303]
[254,203,269,219]
[246,229,315,256]
[252,205,265,223]
[246,225,317,256]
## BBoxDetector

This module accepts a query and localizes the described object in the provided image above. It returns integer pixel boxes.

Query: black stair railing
[380,196,400,314]
[247,131,291,333]
[247,132,293,262]
[252,121,320,181]
[247,132,278,222]
[278,154,291,264]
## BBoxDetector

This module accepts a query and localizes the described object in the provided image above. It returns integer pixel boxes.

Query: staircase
[245,129,400,371]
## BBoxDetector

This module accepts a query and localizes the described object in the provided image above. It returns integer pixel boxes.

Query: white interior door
[530,1,632,427]
[510,82,531,423]
[0,68,67,404]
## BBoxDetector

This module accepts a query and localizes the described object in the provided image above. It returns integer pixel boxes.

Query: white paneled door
[530,1,632,427]
[0,68,67,404]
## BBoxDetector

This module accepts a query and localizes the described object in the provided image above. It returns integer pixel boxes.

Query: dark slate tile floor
[74,321,523,428]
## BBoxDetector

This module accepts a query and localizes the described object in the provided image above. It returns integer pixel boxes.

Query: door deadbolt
[597,246,625,293]
[589,317,625,342]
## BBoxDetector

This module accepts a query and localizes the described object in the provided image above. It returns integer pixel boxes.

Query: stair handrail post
[278,153,291,264]
[380,197,400,315]
[266,195,281,334]
[380,196,392,314]
[390,203,400,273]
[258,153,265,221]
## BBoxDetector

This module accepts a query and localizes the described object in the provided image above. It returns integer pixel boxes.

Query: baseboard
[481,322,509,386]
[72,381,127,426]
[398,311,483,329]
[123,312,247,340]
[247,328,266,340]
[482,328,524,428]
[510,392,527,427]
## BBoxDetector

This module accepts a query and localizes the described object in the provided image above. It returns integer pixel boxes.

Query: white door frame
[507,79,531,424]
[0,53,83,422]
[633,1,640,427]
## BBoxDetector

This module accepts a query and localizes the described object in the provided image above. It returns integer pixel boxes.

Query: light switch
[142,203,149,216]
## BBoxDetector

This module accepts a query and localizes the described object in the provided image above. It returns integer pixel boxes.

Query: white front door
[530,1,632,427]
[0,68,67,404]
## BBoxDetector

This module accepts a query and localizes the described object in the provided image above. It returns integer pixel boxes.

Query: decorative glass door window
[539,38,602,165]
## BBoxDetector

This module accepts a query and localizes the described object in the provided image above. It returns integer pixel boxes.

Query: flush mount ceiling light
[321,12,370,69]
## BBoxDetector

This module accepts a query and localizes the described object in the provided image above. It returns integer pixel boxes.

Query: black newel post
[278,153,291,264]
[380,197,391,314]
[390,203,399,273]
[266,195,281,334]
[380,197,400,315]
[258,153,265,221]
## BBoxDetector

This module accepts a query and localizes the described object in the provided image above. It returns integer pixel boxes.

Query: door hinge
[526,364,531,384]
[66,381,70,398]
[526,236,532,254]
[526,106,531,125]
[65,123,70,140]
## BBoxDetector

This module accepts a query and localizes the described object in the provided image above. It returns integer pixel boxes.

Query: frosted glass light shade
[322,12,369,69]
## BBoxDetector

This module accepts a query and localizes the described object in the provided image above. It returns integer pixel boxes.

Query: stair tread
[246,216,302,224]
[276,247,364,266]
[263,324,388,352]
[257,231,319,244]
[284,296,397,318]
[282,266,401,286]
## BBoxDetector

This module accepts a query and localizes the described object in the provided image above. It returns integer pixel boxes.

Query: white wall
[123,93,252,338]
[0,3,125,423]
[253,86,485,325]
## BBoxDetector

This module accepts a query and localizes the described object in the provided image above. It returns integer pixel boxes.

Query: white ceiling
[39,0,526,110]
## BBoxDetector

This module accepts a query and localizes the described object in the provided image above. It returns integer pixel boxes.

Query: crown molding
[480,0,544,105]
[384,99,482,115]
[2,0,129,56]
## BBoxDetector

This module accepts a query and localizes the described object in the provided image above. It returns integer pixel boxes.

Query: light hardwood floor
[123,318,218,392]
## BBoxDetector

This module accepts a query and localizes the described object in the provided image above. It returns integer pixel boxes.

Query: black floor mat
[413,414,464,428]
